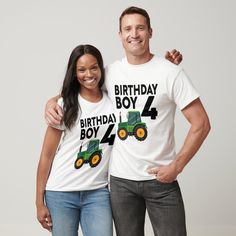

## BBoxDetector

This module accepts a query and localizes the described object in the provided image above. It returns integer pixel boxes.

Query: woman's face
[76,54,102,92]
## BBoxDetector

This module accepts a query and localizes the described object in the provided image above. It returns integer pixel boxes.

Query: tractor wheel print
[118,128,128,140]
[134,125,147,141]
[74,157,84,169]
[89,152,102,168]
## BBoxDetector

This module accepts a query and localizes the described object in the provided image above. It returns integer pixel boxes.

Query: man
[45,6,210,236]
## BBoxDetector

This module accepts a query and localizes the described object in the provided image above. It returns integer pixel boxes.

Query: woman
[36,45,115,236]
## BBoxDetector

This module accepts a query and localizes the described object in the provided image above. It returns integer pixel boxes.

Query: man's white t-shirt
[105,56,200,181]
[46,92,116,191]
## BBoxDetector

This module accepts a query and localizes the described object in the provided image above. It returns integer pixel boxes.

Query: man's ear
[149,28,153,38]
[118,31,122,41]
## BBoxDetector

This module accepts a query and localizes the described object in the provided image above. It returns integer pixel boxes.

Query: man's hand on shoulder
[165,49,183,65]
[45,96,63,126]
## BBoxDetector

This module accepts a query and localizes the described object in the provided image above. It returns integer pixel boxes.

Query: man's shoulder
[107,58,124,70]
[151,56,183,81]
[156,56,181,71]
[105,58,125,79]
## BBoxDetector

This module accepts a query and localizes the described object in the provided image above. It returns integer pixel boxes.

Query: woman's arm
[36,126,62,231]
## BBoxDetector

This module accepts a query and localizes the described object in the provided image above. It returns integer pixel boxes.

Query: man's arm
[44,49,182,126]
[148,98,211,183]
[45,95,63,126]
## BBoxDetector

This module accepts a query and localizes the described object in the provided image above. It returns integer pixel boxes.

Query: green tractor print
[117,111,148,141]
[74,139,102,169]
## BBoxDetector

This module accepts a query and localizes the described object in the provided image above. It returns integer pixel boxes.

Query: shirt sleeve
[171,69,200,110]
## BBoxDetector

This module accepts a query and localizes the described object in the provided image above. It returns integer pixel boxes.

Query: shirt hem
[110,173,156,181]
[45,183,108,192]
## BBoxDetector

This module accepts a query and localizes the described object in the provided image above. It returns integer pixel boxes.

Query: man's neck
[126,51,154,65]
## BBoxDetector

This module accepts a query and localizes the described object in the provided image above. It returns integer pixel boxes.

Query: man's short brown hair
[119,6,151,31]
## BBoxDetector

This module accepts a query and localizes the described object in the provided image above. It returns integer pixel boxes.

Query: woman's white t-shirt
[46,92,116,191]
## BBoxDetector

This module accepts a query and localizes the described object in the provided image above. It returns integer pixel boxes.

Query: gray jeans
[110,176,187,236]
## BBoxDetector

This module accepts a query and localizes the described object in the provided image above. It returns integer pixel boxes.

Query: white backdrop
[0,0,235,235]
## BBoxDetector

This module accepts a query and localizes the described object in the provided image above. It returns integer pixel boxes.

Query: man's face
[119,13,152,57]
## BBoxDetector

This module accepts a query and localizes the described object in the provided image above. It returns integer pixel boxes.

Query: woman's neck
[79,88,103,103]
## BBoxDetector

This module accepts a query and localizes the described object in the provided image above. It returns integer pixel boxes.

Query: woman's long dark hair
[61,44,105,130]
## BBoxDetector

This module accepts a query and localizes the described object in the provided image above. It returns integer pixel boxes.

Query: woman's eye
[78,69,85,72]
[91,66,99,71]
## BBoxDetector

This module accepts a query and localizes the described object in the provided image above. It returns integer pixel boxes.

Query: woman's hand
[165,49,183,65]
[37,205,52,232]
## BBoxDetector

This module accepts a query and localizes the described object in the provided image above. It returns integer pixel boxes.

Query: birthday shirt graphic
[45,92,116,191]
[75,112,116,169]
[114,83,160,143]
[74,139,102,169]
[115,83,159,141]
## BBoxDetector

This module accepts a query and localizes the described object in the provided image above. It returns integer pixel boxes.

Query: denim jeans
[110,176,186,236]
[45,187,113,236]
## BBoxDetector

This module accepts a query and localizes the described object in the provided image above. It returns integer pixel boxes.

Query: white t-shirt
[105,56,200,181]
[46,92,116,191]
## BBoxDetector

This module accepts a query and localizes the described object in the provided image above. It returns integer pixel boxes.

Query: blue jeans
[45,187,113,236]
[110,176,186,236]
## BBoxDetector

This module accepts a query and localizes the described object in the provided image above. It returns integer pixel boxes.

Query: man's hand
[165,49,183,65]
[45,96,63,126]
[37,205,52,232]
[147,161,180,183]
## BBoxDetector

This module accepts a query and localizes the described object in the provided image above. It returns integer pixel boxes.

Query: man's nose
[131,28,138,38]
